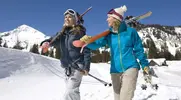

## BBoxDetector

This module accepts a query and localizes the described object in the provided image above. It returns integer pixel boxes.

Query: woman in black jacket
[41,9,91,100]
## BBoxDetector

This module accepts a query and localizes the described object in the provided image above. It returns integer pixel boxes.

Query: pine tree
[148,40,158,58]
[101,51,110,62]
[0,37,2,47]
[91,49,101,63]
[55,46,61,59]
[30,44,39,54]
[160,42,174,60]
[164,49,174,60]
[3,42,8,48]
[49,48,54,58]
[175,50,181,60]
[13,42,24,50]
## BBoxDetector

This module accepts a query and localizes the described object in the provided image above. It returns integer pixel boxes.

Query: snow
[0,24,48,51]
[138,27,181,56]
[175,27,181,34]
[0,47,181,100]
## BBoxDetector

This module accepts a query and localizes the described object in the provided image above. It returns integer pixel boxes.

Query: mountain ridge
[0,23,181,60]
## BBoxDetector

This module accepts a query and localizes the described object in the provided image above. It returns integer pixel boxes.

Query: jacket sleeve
[40,32,60,47]
[77,30,91,72]
[82,47,91,72]
[83,36,108,71]
[87,36,108,50]
[132,29,149,69]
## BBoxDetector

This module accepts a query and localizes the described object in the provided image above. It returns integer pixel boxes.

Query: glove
[143,66,150,75]
[80,35,92,44]
[143,66,152,83]
[80,70,88,76]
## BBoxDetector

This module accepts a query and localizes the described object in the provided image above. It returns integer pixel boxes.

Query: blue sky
[0,0,181,36]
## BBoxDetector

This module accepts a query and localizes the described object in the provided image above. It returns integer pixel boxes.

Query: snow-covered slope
[0,47,181,100]
[0,24,49,51]
[138,26,181,56]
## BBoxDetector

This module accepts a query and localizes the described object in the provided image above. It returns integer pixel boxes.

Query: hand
[41,42,50,53]
[143,66,150,75]
[80,70,88,76]
[143,66,152,83]
[80,35,92,44]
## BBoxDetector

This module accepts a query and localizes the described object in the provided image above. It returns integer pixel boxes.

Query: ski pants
[63,65,83,100]
[111,68,138,100]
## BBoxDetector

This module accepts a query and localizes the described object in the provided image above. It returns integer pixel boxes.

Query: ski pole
[71,58,112,86]
[88,73,112,87]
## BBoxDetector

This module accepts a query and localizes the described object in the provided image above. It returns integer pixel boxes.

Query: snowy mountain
[0,24,181,60]
[137,24,181,58]
[0,47,181,100]
[0,24,49,51]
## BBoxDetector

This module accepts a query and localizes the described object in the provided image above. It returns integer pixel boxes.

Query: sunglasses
[107,9,123,20]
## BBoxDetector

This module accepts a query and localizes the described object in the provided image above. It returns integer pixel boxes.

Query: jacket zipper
[118,33,125,72]
[65,33,70,62]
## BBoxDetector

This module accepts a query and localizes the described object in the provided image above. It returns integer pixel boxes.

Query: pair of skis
[73,11,152,53]
[141,74,158,90]
[141,68,159,90]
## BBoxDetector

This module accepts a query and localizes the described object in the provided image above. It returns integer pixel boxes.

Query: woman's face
[106,15,117,27]
[64,14,76,26]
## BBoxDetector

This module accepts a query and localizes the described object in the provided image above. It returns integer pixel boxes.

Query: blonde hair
[112,20,121,33]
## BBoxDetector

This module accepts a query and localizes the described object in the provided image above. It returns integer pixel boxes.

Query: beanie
[107,5,127,21]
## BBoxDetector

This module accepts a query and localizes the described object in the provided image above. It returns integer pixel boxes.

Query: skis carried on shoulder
[50,7,92,45]
[73,11,152,53]
[126,11,152,24]
[41,7,92,53]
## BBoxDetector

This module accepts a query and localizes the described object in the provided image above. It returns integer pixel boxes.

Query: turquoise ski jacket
[87,21,149,73]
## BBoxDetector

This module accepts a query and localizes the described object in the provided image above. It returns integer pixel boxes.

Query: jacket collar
[109,21,127,34]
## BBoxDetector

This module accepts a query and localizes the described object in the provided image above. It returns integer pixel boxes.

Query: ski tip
[147,11,152,16]
[89,6,92,9]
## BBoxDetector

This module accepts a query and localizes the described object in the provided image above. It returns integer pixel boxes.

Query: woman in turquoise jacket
[80,5,150,100]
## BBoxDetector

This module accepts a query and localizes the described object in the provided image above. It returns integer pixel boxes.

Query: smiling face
[106,15,118,27]
[106,15,121,33]
[64,14,76,27]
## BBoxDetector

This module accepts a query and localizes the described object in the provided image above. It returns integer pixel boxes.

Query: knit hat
[107,5,127,21]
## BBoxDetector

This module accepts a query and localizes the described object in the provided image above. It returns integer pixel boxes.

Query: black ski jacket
[41,25,91,71]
